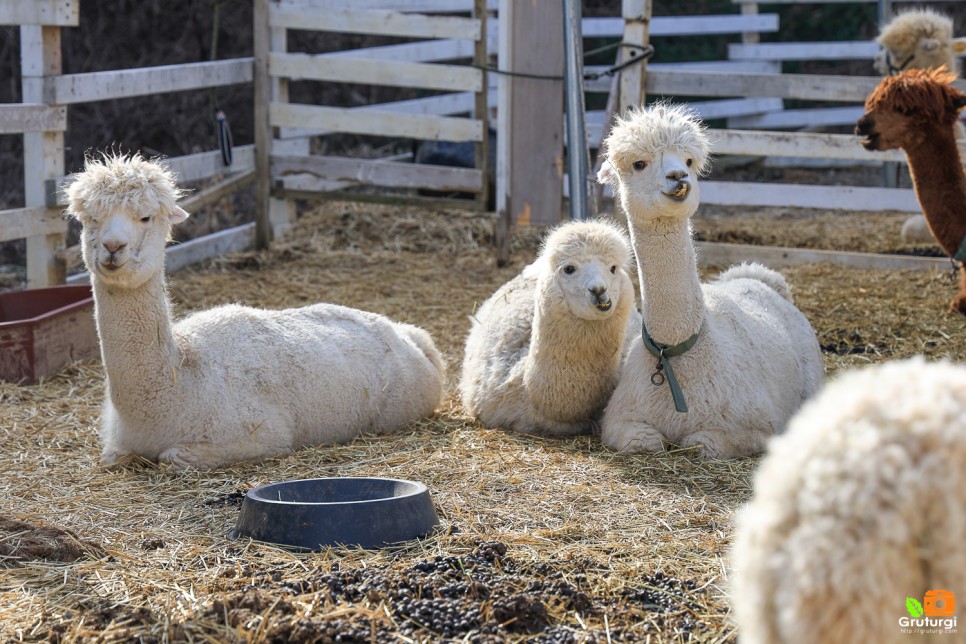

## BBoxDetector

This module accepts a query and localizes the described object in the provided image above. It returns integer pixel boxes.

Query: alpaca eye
[632,160,647,171]
[610,265,617,274]
[687,158,693,167]
[564,265,576,275]
[140,215,151,223]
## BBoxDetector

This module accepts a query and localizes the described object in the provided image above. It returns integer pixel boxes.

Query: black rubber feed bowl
[230,477,439,550]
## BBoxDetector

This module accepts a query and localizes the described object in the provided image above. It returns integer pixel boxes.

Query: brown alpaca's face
[855,107,924,151]
[856,69,966,151]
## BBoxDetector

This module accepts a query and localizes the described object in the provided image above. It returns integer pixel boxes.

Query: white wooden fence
[625,0,966,215]
[5,0,966,290]
[0,0,255,288]
[252,0,490,246]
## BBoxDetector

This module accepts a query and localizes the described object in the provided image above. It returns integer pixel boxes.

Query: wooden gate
[254,0,489,247]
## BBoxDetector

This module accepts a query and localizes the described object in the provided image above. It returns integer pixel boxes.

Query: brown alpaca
[856,68,966,314]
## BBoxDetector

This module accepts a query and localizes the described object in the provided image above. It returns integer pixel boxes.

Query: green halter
[641,322,699,413]
[953,235,966,263]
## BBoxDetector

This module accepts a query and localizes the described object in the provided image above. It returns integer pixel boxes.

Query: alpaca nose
[589,285,606,297]
[103,240,126,254]
[666,168,687,181]
[855,117,872,136]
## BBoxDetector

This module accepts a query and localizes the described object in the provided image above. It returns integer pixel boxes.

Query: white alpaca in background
[597,104,824,458]
[66,153,446,469]
[875,8,965,77]
[460,220,636,435]
[731,357,966,643]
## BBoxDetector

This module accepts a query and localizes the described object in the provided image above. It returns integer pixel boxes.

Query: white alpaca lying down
[460,220,636,435]
[597,104,824,458]
[67,153,446,469]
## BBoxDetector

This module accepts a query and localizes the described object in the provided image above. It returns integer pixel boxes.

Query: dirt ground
[3,198,966,643]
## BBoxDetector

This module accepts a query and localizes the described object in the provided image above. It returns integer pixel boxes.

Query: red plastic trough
[0,285,98,384]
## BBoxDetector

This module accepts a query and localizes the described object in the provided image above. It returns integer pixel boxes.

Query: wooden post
[619,0,652,113]
[740,2,760,45]
[253,0,272,249]
[21,24,67,287]
[592,68,620,212]
[495,0,564,264]
[266,22,301,239]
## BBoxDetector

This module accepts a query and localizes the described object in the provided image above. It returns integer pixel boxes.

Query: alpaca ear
[597,159,617,185]
[954,37,966,55]
[168,205,190,224]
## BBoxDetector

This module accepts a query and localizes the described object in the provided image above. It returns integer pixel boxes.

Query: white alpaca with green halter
[598,103,825,458]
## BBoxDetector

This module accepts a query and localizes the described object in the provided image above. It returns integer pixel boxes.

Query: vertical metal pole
[253,0,273,249]
[495,0,513,264]
[563,0,589,220]
[473,0,489,212]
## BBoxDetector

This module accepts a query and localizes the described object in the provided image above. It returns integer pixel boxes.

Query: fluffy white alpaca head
[874,9,965,76]
[597,103,711,223]
[532,219,633,321]
[66,153,188,289]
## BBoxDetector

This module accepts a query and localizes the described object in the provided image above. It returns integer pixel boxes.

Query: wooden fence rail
[619,0,966,214]
[0,0,255,288]
[255,0,490,246]
[5,0,964,292]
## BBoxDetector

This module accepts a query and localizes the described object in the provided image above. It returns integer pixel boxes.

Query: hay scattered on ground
[3,199,966,642]
[694,204,941,256]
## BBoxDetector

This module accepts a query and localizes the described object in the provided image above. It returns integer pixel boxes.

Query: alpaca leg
[99,448,138,468]
[677,430,765,460]
[600,417,666,453]
[494,414,599,437]
[159,441,289,470]
[950,267,966,315]
[533,417,600,436]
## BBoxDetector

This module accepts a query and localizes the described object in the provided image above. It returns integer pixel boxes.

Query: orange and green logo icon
[907,590,956,618]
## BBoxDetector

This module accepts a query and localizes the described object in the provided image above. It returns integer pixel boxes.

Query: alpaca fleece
[66,153,446,469]
[599,104,824,458]
[459,220,636,435]
[875,9,964,76]
[731,357,966,644]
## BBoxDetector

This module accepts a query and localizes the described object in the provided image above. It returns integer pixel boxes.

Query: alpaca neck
[629,217,705,345]
[92,273,181,406]
[523,286,629,414]
[527,294,628,370]
[903,129,966,257]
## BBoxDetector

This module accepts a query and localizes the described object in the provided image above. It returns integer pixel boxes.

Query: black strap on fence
[215,108,233,167]
[474,42,656,82]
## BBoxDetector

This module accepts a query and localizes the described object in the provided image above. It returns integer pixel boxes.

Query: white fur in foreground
[731,357,966,643]
[67,153,446,469]
[459,220,636,435]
